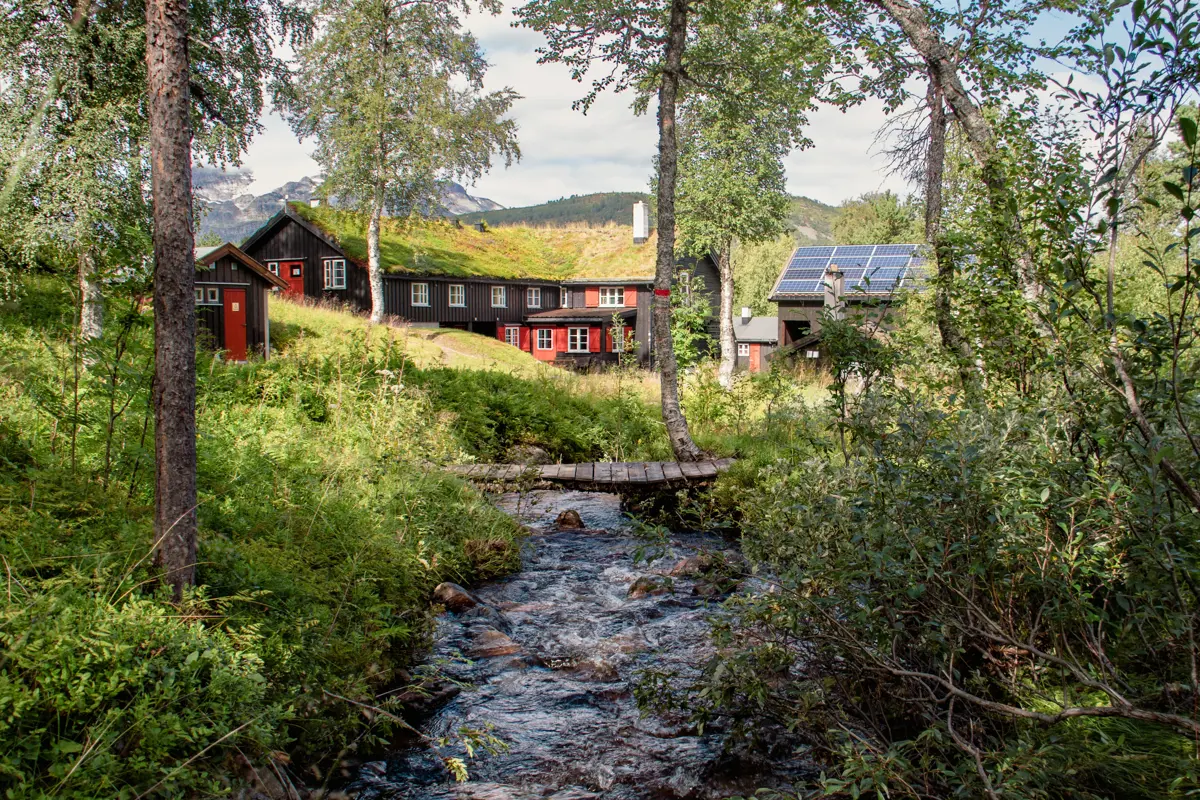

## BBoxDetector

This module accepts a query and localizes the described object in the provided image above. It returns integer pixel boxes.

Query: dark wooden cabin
[241,205,369,308]
[195,242,288,361]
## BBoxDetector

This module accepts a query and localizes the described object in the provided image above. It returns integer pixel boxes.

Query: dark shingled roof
[525,307,637,323]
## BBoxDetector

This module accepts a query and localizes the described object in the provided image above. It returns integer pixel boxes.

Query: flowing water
[352,491,809,800]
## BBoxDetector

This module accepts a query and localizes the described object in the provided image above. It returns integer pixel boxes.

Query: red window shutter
[624,285,637,307]
[585,287,599,308]
[555,326,568,352]
[497,326,506,341]
[589,326,601,353]
[519,326,530,351]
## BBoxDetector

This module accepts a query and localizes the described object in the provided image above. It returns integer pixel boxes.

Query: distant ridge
[458,190,838,245]
[457,192,650,228]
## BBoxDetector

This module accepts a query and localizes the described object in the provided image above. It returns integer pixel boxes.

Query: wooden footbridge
[446,458,735,490]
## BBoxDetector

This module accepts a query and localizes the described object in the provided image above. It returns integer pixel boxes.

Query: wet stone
[628,575,669,599]
[433,582,480,613]
[554,509,585,529]
[467,629,522,658]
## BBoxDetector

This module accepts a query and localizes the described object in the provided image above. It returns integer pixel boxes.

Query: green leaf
[1181,116,1198,149]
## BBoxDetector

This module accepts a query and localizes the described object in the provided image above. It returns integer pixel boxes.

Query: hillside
[293,203,660,280]
[457,192,651,227]
[788,196,838,244]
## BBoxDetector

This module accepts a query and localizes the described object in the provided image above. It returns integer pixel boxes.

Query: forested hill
[457,192,650,227]
[457,191,839,244]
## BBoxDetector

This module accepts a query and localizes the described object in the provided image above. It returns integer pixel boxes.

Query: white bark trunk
[717,242,735,389]
[79,251,103,343]
[368,196,384,324]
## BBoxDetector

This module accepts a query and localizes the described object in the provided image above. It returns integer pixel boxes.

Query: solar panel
[773,243,926,296]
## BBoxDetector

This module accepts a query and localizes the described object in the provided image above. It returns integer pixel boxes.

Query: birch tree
[518,0,840,459]
[289,0,519,324]
[675,103,790,388]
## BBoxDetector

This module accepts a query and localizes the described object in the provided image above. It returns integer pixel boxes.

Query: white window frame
[568,327,589,353]
[536,329,554,350]
[491,285,507,308]
[194,287,204,304]
[504,327,520,347]
[612,325,628,352]
[206,287,220,304]
[411,282,430,306]
[323,258,346,290]
[561,289,571,309]
[806,350,820,359]
[449,284,466,307]
[598,286,625,307]
[738,343,751,357]
[267,261,279,276]
[527,287,541,308]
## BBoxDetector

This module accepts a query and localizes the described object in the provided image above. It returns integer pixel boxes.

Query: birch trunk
[652,0,703,462]
[876,0,1046,313]
[79,250,103,342]
[717,240,735,389]
[368,190,385,324]
[923,72,972,373]
[146,0,197,598]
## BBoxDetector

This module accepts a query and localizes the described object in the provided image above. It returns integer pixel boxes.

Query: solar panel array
[772,243,926,297]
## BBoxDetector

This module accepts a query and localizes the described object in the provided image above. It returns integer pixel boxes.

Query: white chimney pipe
[740,307,752,323]
[824,265,844,320]
[633,201,649,244]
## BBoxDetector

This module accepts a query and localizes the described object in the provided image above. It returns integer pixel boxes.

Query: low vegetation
[0,279,676,797]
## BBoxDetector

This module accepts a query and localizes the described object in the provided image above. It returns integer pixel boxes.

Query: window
[194,287,203,304]
[449,284,465,307]
[267,262,279,276]
[612,325,631,352]
[537,329,554,350]
[323,258,346,289]
[738,343,750,357]
[806,350,820,359]
[411,282,429,306]
[504,327,520,347]
[491,286,506,307]
[527,287,541,308]
[291,265,302,278]
[206,287,220,304]
[598,287,625,307]
[561,289,571,309]
[568,327,589,353]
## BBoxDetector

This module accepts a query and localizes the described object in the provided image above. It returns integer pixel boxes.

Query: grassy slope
[293,204,658,280]
[0,277,680,798]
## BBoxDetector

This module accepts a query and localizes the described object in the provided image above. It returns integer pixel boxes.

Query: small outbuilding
[195,242,288,361]
[733,309,778,373]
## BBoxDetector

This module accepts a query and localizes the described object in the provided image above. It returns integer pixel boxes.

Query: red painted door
[223,288,248,361]
[281,261,304,297]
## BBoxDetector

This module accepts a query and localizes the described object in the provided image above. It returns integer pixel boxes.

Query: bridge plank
[715,457,735,471]
[662,462,684,481]
[697,461,718,478]
[628,463,648,483]
[613,462,629,482]
[595,462,613,483]
[645,462,666,483]
[578,463,594,482]
[679,461,703,479]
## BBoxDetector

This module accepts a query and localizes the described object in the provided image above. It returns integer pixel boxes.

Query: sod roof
[290,203,659,281]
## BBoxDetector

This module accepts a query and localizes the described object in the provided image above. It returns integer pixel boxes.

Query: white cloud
[237,1,913,209]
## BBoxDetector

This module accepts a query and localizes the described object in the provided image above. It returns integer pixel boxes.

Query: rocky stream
[350,490,809,799]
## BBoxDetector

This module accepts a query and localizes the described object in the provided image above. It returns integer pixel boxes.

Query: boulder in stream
[467,628,522,658]
[628,575,669,599]
[432,582,481,612]
[554,509,585,529]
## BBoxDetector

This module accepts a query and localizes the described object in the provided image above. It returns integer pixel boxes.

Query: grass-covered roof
[290,203,658,281]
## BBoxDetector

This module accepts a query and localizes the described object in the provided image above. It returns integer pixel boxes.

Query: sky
[239,2,913,210]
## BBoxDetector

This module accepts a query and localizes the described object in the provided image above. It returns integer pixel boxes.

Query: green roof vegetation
[291,202,659,280]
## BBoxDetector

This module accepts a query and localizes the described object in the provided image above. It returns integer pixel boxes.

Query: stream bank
[349,490,813,799]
